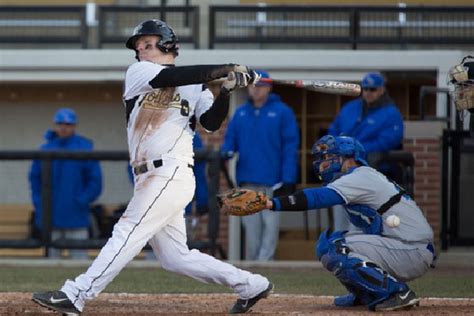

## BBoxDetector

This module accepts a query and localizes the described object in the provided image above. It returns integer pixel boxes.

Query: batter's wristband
[220,87,231,95]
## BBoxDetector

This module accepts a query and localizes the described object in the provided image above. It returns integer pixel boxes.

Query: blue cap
[54,108,77,124]
[255,70,272,87]
[361,72,385,88]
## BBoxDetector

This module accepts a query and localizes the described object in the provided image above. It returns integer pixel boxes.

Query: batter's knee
[157,247,193,272]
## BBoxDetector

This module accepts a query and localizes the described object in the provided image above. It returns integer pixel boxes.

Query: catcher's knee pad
[315,229,347,260]
[317,232,408,309]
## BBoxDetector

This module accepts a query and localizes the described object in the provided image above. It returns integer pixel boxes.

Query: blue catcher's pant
[316,230,409,310]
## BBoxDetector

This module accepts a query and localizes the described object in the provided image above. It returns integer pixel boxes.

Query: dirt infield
[1,293,474,315]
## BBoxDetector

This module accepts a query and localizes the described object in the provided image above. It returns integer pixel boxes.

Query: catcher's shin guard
[316,230,409,310]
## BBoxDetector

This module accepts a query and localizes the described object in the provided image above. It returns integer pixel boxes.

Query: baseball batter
[447,55,474,136]
[221,135,435,311]
[32,19,272,315]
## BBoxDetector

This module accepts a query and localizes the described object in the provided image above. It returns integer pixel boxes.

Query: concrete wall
[0,83,132,205]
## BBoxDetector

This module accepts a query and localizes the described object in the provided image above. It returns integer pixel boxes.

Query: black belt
[133,159,192,176]
[133,159,163,176]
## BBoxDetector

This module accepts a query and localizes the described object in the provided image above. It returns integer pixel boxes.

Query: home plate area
[2,292,474,315]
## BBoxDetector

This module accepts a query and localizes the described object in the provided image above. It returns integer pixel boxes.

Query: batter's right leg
[149,211,272,312]
[57,164,195,312]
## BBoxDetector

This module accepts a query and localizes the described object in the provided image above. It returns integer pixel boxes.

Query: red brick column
[403,138,442,246]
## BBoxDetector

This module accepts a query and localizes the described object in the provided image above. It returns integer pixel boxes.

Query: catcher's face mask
[311,135,342,183]
[448,57,474,111]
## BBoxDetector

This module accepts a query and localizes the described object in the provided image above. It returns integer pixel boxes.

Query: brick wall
[403,137,442,246]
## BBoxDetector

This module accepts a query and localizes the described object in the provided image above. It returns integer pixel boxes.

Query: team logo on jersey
[142,89,189,116]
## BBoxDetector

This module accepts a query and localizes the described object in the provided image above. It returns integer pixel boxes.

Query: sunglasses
[56,123,75,126]
[362,87,379,92]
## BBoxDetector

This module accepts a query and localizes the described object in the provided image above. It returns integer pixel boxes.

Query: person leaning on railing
[28,108,102,259]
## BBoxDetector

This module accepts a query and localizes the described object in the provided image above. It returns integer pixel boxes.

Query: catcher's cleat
[374,289,420,311]
[32,290,80,316]
[334,293,364,307]
[229,282,274,314]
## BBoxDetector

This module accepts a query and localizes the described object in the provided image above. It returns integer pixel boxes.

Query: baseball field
[1,254,473,315]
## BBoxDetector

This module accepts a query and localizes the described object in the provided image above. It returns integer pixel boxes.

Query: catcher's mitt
[217,188,268,216]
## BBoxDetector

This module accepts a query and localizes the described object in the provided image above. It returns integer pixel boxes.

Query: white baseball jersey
[123,61,214,165]
[328,166,433,244]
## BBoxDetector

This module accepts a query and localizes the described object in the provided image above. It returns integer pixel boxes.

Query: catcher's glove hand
[217,188,268,216]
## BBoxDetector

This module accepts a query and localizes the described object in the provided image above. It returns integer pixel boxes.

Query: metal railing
[209,5,474,49]
[98,5,199,48]
[1,5,473,49]
[0,6,87,47]
[0,149,225,258]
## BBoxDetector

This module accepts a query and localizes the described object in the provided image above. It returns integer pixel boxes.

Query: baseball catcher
[219,135,435,312]
[448,55,474,136]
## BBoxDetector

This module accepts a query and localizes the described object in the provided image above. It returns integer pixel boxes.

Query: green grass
[1,266,473,298]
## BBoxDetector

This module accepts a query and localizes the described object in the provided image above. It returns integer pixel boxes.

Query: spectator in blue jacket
[327,72,404,231]
[222,70,300,261]
[29,108,102,259]
[328,72,403,153]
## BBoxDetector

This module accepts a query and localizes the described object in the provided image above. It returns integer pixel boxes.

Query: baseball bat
[258,78,361,97]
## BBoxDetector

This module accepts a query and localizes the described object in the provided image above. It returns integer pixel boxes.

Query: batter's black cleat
[374,289,420,311]
[32,290,80,316]
[229,282,274,314]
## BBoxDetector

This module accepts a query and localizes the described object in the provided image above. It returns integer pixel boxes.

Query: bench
[0,203,123,257]
[0,204,33,240]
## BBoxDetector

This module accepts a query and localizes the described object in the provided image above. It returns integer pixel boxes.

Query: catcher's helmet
[448,55,474,111]
[126,19,179,56]
[311,135,367,183]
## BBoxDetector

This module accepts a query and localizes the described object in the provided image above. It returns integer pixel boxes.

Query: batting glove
[222,71,251,93]
[232,65,261,85]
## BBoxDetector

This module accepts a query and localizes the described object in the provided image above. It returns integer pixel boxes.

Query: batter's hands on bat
[222,70,259,93]
[233,65,261,85]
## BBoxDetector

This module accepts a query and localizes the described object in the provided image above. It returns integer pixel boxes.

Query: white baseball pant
[61,159,269,312]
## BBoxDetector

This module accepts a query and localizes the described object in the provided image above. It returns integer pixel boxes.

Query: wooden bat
[258,78,361,96]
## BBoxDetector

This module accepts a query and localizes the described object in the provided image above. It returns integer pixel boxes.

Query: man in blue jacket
[29,108,102,259]
[222,70,300,261]
[328,72,403,153]
[328,72,404,231]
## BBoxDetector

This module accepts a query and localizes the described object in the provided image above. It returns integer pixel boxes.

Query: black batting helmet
[448,55,474,84]
[448,55,474,113]
[126,19,179,56]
